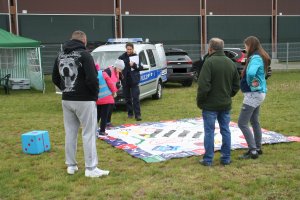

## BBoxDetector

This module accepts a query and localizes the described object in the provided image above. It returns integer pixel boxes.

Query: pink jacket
[96,71,117,105]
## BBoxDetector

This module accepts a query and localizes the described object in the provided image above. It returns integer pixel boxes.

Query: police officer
[119,42,143,121]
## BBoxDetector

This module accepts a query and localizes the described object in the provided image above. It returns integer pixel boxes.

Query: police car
[91,38,168,104]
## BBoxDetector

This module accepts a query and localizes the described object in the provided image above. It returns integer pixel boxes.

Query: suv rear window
[224,50,238,59]
[166,55,190,61]
[165,49,188,56]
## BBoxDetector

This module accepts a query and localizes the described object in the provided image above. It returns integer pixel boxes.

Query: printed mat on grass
[99,118,300,163]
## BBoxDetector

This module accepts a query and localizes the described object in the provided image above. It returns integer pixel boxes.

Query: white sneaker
[85,167,110,178]
[96,168,109,176]
[67,166,78,175]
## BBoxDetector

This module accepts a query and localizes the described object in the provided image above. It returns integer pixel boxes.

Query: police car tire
[152,81,162,100]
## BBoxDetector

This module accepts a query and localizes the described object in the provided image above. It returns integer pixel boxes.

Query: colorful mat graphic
[99,118,300,163]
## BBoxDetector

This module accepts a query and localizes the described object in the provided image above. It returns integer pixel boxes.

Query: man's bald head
[71,30,87,46]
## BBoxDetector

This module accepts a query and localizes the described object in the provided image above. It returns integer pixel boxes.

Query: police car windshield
[91,51,123,70]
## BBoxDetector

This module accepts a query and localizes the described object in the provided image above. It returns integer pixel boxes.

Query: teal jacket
[197,51,240,111]
[245,54,267,93]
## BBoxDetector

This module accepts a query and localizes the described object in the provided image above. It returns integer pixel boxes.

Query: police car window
[139,51,148,66]
[91,51,123,70]
[146,49,156,67]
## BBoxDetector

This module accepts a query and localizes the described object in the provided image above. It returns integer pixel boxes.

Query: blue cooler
[21,130,51,154]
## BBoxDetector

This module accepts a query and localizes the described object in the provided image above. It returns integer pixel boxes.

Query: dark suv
[165,48,194,87]
[192,48,247,81]
[192,48,272,81]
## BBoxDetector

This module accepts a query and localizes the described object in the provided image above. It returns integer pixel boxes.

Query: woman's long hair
[242,36,271,77]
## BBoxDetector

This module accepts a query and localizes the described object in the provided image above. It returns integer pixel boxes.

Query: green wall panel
[207,16,271,44]
[122,16,201,44]
[18,15,115,43]
[278,16,300,43]
[0,14,9,31]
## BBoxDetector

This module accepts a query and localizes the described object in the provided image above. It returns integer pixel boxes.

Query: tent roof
[0,28,41,48]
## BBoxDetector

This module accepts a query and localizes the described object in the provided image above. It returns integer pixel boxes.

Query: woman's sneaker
[106,122,113,128]
[257,149,263,155]
[85,167,110,178]
[98,132,108,136]
[96,128,108,137]
[239,150,258,159]
[67,166,78,175]
[106,124,113,130]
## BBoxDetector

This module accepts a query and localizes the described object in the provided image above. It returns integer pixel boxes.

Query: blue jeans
[202,110,231,164]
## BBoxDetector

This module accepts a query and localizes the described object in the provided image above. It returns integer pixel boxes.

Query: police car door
[139,49,157,98]
[155,43,168,83]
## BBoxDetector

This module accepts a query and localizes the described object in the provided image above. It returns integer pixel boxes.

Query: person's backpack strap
[265,66,272,80]
[104,67,112,77]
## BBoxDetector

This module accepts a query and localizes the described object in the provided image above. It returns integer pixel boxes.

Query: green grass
[0,71,300,200]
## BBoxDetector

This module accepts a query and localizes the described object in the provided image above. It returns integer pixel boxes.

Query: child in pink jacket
[96,64,118,136]
[104,59,125,127]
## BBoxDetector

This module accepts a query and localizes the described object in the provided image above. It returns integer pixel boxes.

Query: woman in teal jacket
[238,36,271,159]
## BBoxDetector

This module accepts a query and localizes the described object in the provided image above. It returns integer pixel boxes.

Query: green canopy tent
[0,28,44,92]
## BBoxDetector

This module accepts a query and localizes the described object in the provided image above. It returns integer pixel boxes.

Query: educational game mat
[99,118,300,163]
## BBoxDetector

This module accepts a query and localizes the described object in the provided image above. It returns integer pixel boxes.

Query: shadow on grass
[163,82,187,89]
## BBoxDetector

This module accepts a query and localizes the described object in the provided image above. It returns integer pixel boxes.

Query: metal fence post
[286,42,289,70]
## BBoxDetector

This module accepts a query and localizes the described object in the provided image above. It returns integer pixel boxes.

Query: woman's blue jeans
[202,110,231,164]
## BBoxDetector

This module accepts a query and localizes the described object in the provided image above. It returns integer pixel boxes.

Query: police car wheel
[152,81,162,100]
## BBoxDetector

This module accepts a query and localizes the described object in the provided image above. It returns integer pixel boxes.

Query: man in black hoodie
[52,31,109,178]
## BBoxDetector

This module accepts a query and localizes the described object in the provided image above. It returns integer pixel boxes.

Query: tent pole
[38,47,45,94]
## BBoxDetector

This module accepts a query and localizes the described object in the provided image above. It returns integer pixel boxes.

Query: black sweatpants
[122,84,141,118]
[97,104,112,133]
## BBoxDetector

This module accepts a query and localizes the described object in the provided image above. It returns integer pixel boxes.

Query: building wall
[18,15,114,43]
[277,0,300,15]
[0,0,8,13]
[17,0,114,14]
[277,0,300,43]
[206,0,272,15]
[0,14,9,30]
[16,0,115,43]
[123,16,200,44]
[278,16,300,43]
[121,0,200,15]
[0,0,9,30]
[207,16,271,44]
[120,0,201,45]
[1,0,300,44]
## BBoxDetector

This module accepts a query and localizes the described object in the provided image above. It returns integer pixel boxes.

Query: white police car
[91,38,167,104]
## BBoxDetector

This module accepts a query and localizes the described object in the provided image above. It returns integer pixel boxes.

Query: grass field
[0,71,299,200]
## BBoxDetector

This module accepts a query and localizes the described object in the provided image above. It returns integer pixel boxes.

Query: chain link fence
[41,42,300,74]
[40,44,62,74]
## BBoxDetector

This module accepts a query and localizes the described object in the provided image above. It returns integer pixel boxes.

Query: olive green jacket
[196,51,240,111]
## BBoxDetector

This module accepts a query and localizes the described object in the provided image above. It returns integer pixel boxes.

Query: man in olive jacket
[197,38,240,166]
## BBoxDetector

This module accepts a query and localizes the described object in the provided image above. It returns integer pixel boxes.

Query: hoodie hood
[63,39,86,54]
